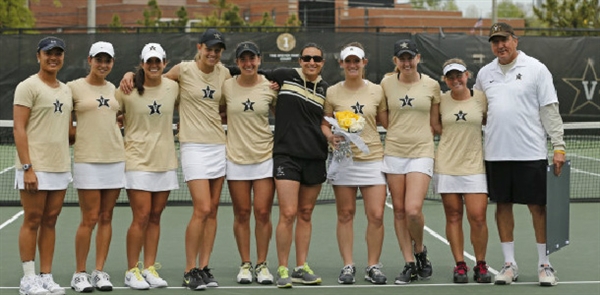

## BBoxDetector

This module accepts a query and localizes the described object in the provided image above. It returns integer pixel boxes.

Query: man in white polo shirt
[474,22,566,287]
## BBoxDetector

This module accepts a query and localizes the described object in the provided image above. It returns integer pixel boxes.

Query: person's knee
[81,212,100,228]
[23,211,43,230]
[254,208,272,224]
[367,211,384,227]
[337,209,355,224]
[96,209,114,225]
[235,208,252,223]
[297,206,314,223]
[278,204,298,224]
[41,209,62,228]
[468,212,487,228]
[446,209,463,224]
[528,204,546,216]
[132,212,150,229]
[192,205,211,220]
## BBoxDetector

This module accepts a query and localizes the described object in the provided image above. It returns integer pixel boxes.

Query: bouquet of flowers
[324,110,370,180]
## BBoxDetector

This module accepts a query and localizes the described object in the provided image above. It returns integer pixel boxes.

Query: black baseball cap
[394,39,418,57]
[235,41,260,58]
[488,22,515,41]
[37,36,66,52]
[199,28,226,49]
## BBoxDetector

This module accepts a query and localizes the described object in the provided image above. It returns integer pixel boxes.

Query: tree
[138,0,162,30]
[284,14,302,32]
[533,0,599,36]
[441,0,459,11]
[0,0,36,33]
[249,12,276,32]
[496,0,526,18]
[108,14,126,33]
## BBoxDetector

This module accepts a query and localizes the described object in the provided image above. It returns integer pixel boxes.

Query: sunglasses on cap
[300,55,323,62]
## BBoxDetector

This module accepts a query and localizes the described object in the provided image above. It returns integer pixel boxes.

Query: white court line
[0,165,15,174]
[572,168,600,177]
[0,280,598,290]
[0,210,23,230]
[385,199,499,275]
[569,153,600,162]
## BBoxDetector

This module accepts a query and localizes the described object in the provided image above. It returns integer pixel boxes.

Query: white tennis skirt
[433,173,488,194]
[15,170,72,190]
[328,160,386,186]
[226,159,273,181]
[382,156,434,177]
[73,162,125,189]
[125,170,179,191]
[180,143,226,181]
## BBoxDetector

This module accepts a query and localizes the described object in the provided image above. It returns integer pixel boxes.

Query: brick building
[28,0,524,34]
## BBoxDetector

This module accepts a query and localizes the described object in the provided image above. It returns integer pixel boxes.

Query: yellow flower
[335,110,361,131]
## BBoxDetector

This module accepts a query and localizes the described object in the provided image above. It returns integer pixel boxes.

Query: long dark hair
[134,67,145,95]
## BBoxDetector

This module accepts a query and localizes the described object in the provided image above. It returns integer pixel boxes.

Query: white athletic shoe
[494,263,519,285]
[255,262,274,285]
[19,275,48,295]
[538,264,558,286]
[39,274,65,295]
[91,270,113,291]
[237,262,253,284]
[142,264,168,288]
[70,272,93,293]
[124,267,150,290]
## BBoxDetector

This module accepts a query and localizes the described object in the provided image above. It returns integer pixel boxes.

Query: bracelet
[554,150,566,155]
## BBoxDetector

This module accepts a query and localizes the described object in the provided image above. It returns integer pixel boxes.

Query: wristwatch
[22,164,32,171]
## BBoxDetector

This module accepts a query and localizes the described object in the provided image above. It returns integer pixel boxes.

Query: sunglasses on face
[300,55,323,63]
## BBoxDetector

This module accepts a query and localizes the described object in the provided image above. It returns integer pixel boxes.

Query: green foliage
[136,0,189,33]
[497,0,526,18]
[189,0,302,33]
[0,0,36,33]
[108,14,126,33]
[442,0,459,11]
[533,0,599,36]
[285,14,302,32]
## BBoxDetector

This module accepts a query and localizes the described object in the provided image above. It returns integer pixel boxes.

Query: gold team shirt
[14,74,73,172]
[381,73,441,158]
[178,62,231,144]
[223,75,277,164]
[115,78,179,171]
[68,78,125,163]
[324,80,387,162]
[435,90,487,175]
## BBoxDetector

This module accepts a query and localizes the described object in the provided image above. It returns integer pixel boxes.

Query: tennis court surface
[1,201,599,295]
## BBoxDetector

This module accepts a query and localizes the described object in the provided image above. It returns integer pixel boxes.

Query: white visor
[443,63,467,75]
[340,46,365,60]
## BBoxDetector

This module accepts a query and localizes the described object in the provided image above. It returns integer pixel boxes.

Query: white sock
[500,241,516,265]
[537,243,551,266]
[295,265,304,271]
[22,261,35,277]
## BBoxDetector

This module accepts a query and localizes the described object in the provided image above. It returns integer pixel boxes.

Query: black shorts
[273,155,326,185]
[485,160,547,205]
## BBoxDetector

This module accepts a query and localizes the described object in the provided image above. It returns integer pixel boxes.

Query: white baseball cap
[89,41,114,58]
[140,43,166,62]
[340,46,365,60]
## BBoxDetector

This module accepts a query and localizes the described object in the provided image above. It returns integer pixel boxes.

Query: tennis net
[0,120,598,205]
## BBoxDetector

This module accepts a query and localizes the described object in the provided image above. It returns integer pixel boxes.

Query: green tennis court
[1,200,599,294]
